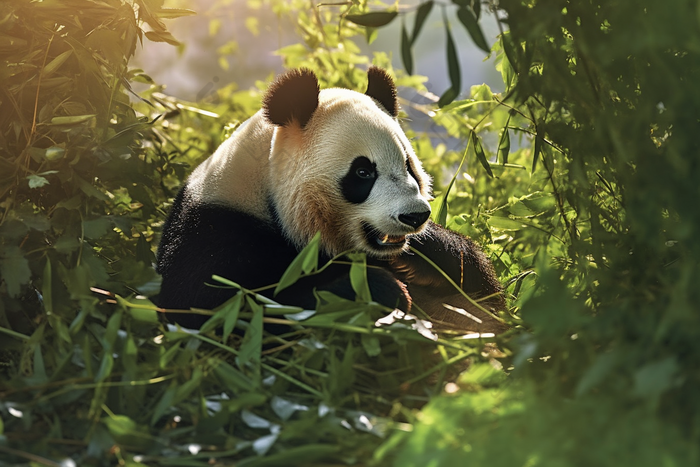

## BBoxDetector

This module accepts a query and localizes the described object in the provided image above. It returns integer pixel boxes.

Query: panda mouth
[362,224,407,250]
[377,234,407,245]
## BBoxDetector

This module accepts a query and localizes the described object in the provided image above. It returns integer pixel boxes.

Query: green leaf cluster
[3,0,700,465]
[361,0,700,465]
[0,1,511,465]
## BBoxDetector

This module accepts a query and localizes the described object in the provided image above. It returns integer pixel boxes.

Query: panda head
[263,67,433,258]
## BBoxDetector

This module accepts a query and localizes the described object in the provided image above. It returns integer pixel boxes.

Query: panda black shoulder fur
[156,67,506,333]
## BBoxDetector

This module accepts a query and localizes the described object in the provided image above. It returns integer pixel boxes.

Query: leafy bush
[361,0,700,464]
[0,1,512,465]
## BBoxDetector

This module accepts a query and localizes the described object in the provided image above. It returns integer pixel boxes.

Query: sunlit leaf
[201,292,242,340]
[275,232,320,295]
[497,114,512,165]
[144,30,181,46]
[155,8,196,19]
[365,27,378,44]
[237,297,263,372]
[348,253,371,302]
[42,50,73,76]
[49,114,96,126]
[488,215,525,230]
[431,193,448,227]
[44,146,65,161]
[27,174,49,189]
[271,396,309,421]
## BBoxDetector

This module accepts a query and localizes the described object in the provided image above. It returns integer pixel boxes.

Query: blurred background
[132,0,502,103]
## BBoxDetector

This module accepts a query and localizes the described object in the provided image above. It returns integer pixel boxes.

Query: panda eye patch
[341,156,378,204]
[356,166,375,179]
[406,158,419,183]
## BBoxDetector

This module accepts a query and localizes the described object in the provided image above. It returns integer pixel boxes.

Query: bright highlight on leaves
[274,232,320,295]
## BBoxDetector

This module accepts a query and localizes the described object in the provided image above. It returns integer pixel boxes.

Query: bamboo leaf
[275,232,320,295]
[412,1,434,44]
[471,131,493,177]
[238,297,263,372]
[401,21,413,75]
[103,310,122,351]
[365,27,378,44]
[95,353,114,382]
[497,114,512,164]
[144,30,181,46]
[222,293,243,342]
[433,141,470,226]
[27,174,49,189]
[42,257,52,314]
[49,114,96,126]
[0,247,31,297]
[456,7,490,53]
[345,11,398,28]
[533,131,544,173]
[44,146,65,161]
[348,253,371,303]
[501,31,519,74]
[212,360,256,393]
[174,367,203,404]
[432,194,448,227]
[498,128,511,165]
[361,333,381,357]
[33,345,48,383]
[155,8,196,19]
[438,14,461,107]
[150,383,177,427]
[472,0,482,20]
[42,50,73,77]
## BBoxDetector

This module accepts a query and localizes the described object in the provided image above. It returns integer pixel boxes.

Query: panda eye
[342,156,377,203]
[356,167,375,179]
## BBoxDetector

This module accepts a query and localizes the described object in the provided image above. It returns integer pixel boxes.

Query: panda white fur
[156,67,505,332]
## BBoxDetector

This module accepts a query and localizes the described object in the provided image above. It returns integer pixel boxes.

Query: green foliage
[0,1,508,465]
[353,0,700,465]
[3,0,698,465]
[0,0,194,333]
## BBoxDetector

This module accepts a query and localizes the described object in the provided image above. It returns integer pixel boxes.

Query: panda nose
[398,211,431,229]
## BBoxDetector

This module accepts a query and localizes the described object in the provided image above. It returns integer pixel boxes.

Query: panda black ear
[263,68,320,128]
[365,66,398,118]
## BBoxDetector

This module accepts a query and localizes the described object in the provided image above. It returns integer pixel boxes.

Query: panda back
[186,111,274,220]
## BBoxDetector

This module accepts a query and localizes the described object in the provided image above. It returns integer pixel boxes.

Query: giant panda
[156,67,506,333]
